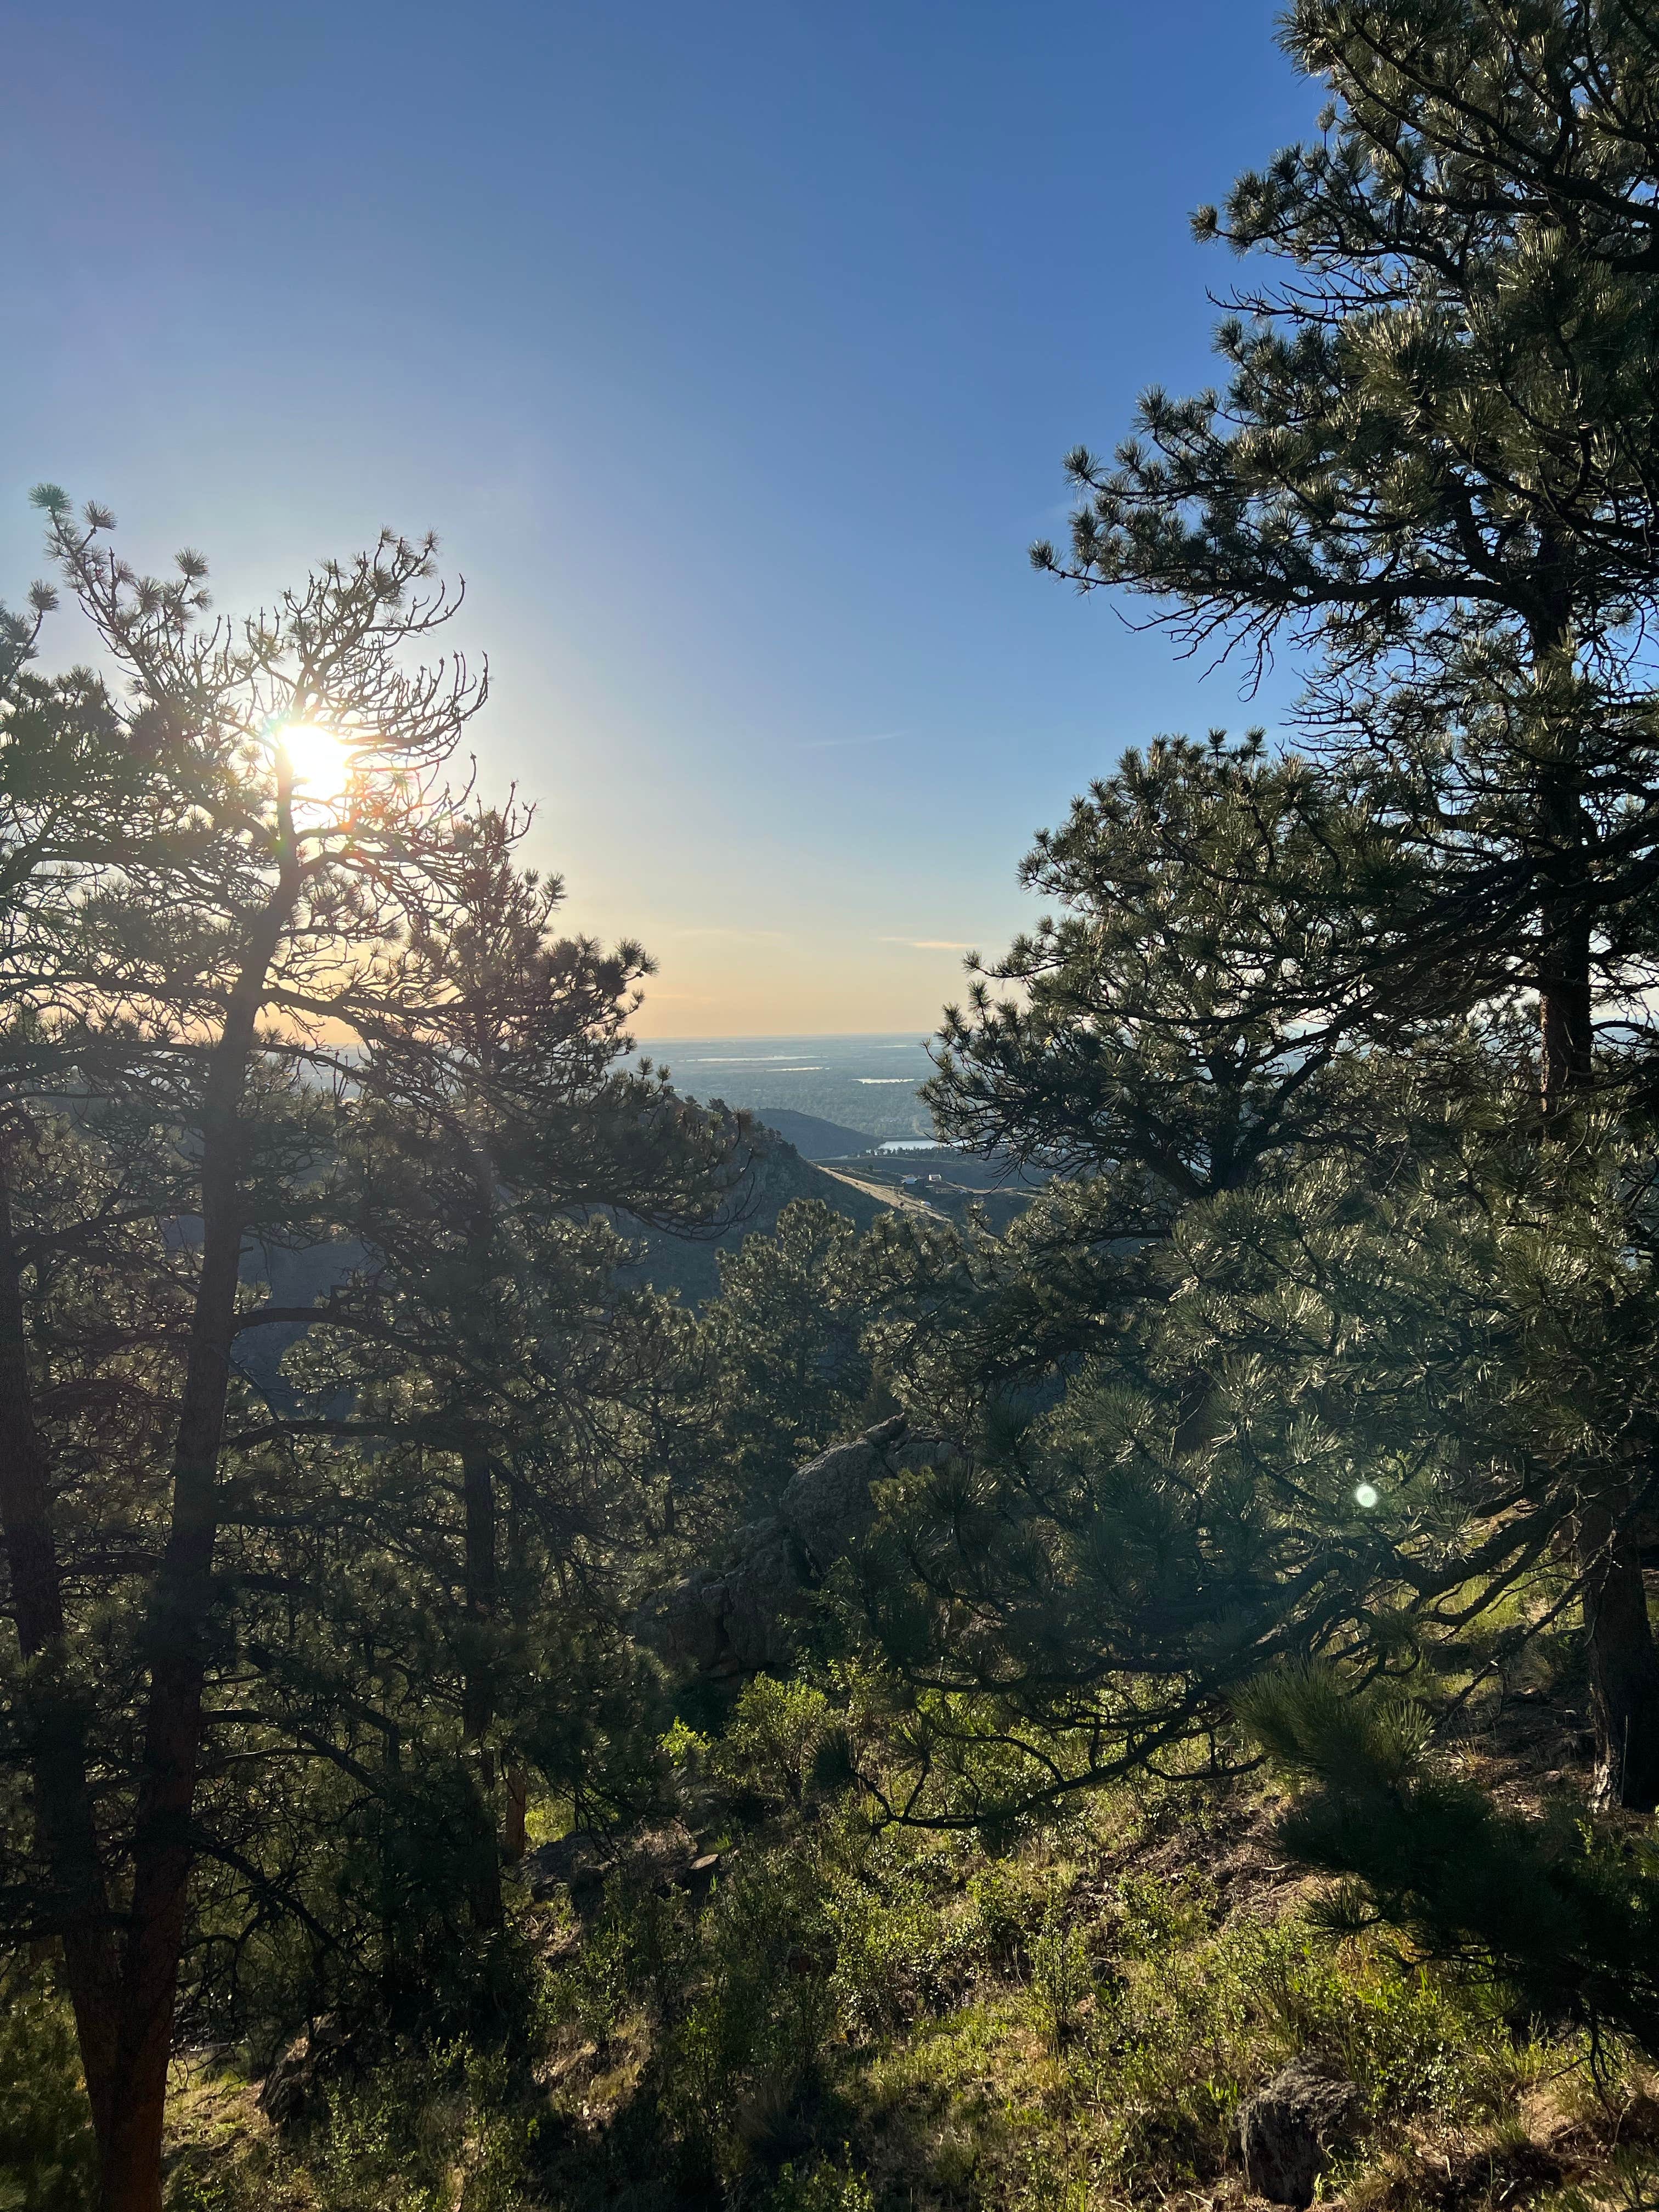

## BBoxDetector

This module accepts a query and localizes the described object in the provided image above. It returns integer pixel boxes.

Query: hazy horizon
[628,1031,938,1142]
[629,1026,933,1043]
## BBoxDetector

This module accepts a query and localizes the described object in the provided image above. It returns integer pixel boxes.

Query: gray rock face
[642,1525,803,1675]
[1238,2063,1359,2207]
[639,1417,966,1678]
[524,1827,614,1910]
[778,1431,890,1575]
[524,1819,723,1915]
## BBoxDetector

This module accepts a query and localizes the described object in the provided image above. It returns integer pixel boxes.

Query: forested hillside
[10,7,1659,2211]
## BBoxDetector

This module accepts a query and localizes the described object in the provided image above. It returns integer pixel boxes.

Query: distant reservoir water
[629,1034,938,1144]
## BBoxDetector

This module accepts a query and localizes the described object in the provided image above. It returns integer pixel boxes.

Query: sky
[1,2,1319,1036]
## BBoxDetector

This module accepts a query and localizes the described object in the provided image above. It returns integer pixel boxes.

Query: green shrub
[826,1851,957,2039]
[563,1883,691,2048]
[309,2057,460,2212]
[1113,1868,1220,1956]
[1064,1901,1511,2186]
[257,2045,544,2212]
[964,1855,1052,1977]
[0,1964,94,2212]
[1029,1904,1092,2055]
[716,1677,833,1810]
[1227,1918,1509,2115]
[765,2153,877,2211]
[660,1852,836,2182]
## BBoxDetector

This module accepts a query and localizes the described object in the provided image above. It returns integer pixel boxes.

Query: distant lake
[629,1033,938,1143]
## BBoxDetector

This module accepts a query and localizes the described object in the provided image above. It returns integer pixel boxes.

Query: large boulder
[639,1418,967,1679]
[641,1522,803,1675]
[1238,2062,1359,2207]
[524,1827,614,1911]
[777,1422,897,1572]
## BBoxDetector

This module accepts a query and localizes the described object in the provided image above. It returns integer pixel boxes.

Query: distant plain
[633,1033,938,1143]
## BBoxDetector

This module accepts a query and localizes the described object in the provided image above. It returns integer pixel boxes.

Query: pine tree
[918,741,1659,1820]
[1029,0,1659,1808]
[699,1198,878,1519]
[927,733,1409,1203]
[277,812,744,1926]
[1239,1662,1659,2056]
[0,495,488,2211]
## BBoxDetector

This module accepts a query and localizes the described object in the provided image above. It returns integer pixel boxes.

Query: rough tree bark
[0,1141,122,2157]
[1536,917,1658,1807]
[98,877,297,2212]
[1532,604,1659,1812]
[1578,1489,1659,1812]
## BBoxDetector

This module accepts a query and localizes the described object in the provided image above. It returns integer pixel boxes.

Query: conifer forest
[16,5,1659,2209]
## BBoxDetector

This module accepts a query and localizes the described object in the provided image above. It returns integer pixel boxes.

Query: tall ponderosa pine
[1025,0,1659,1808]
[0,496,487,2212]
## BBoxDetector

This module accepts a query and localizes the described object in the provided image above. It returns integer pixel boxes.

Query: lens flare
[275,721,352,798]
[1354,1482,1380,1509]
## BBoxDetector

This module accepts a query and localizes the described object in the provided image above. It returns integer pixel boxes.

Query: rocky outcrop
[524,1819,722,1915]
[639,1416,967,1678]
[1238,2062,1360,2206]
[523,1827,616,1912]
[647,1528,804,1675]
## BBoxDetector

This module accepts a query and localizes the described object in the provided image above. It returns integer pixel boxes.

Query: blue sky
[2,1,1318,1034]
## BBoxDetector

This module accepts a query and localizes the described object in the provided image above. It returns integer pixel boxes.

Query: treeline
[11,3,1659,2208]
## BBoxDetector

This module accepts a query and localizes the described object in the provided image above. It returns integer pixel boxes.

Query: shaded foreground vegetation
[13,1654,1659,2212]
[15,2,1659,2206]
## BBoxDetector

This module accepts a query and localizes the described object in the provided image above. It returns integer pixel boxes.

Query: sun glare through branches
[274,719,356,800]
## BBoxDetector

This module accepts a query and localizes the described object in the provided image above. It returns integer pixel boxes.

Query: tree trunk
[1523,616,1659,1798]
[1579,1490,1659,1812]
[1538,901,1593,1117]
[0,1138,122,2155]
[503,1769,528,1864]
[1547,910,1659,1798]
[100,1132,249,2212]
[1531,594,1593,1123]
[461,1434,504,1929]
[456,1122,507,1931]
[1535,752,1592,1122]
[98,869,296,2212]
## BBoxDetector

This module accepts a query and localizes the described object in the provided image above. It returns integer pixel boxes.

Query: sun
[275,720,353,797]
